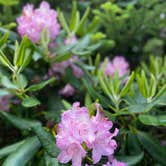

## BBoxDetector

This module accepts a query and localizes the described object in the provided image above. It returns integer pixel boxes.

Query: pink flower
[90,104,119,164]
[0,95,12,111]
[112,159,127,166]
[56,102,119,166]
[49,56,84,78]
[56,102,95,166]
[103,56,129,77]
[71,63,84,78]
[102,162,111,166]
[58,142,86,166]
[59,84,75,97]
[17,1,60,43]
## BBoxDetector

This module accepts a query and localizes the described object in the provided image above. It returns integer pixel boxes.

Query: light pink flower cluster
[0,95,12,111]
[49,55,84,79]
[59,84,75,97]
[17,1,60,43]
[103,56,129,77]
[56,102,123,166]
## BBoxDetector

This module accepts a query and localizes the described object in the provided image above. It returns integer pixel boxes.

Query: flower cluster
[59,83,75,97]
[56,102,126,166]
[17,1,60,43]
[103,56,129,77]
[49,55,84,79]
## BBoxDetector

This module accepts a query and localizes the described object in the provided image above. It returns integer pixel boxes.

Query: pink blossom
[103,162,111,166]
[49,56,84,78]
[90,104,119,164]
[112,159,127,166]
[103,56,129,77]
[56,102,119,166]
[58,142,86,166]
[17,1,60,43]
[0,95,12,111]
[59,84,75,97]
[71,63,84,78]
[56,102,95,166]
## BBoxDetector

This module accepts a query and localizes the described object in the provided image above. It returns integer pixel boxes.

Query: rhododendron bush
[0,0,165,166]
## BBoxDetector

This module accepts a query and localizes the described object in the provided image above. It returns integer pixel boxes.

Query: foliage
[0,0,165,166]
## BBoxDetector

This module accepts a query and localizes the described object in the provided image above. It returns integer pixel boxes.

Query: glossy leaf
[0,50,13,71]
[0,111,41,131]
[15,74,28,90]
[0,112,59,157]
[0,32,9,47]
[1,76,17,89]
[0,140,25,159]
[138,114,166,126]
[45,152,59,166]
[2,137,40,166]
[27,77,55,92]
[22,97,40,107]
[137,131,166,165]
[32,125,59,157]
[120,72,135,96]
[116,152,144,166]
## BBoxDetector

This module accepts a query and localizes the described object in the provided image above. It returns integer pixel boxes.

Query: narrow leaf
[2,137,41,166]
[22,97,40,107]
[138,114,166,126]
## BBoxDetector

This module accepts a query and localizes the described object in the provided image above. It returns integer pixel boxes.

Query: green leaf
[154,84,166,101]
[32,125,59,157]
[137,131,166,165]
[0,112,59,158]
[0,89,10,96]
[45,152,59,166]
[70,0,78,30]
[138,114,166,126]
[22,97,40,107]
[127,132,142,154]
[0,50,13,71]
[54,44,73,61]
[0,0,18,6]
[0,111,41,131]
[77,7,90,34]
[0,140,25,159]
[62,99,72,110]
[2,137,41,166]
[20,48,33,72]
[72,35,90,51]
[27,77,55,92]
[72,11,80,33]
[58,10,70,34]
[116,152,144,166]
[155,92,166,106]
[127,102,154,113]
[0,32,9,47]
[15,74,28,90]
[14,36,32,70]
[1,76,17,89]
[120,72,134,96]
